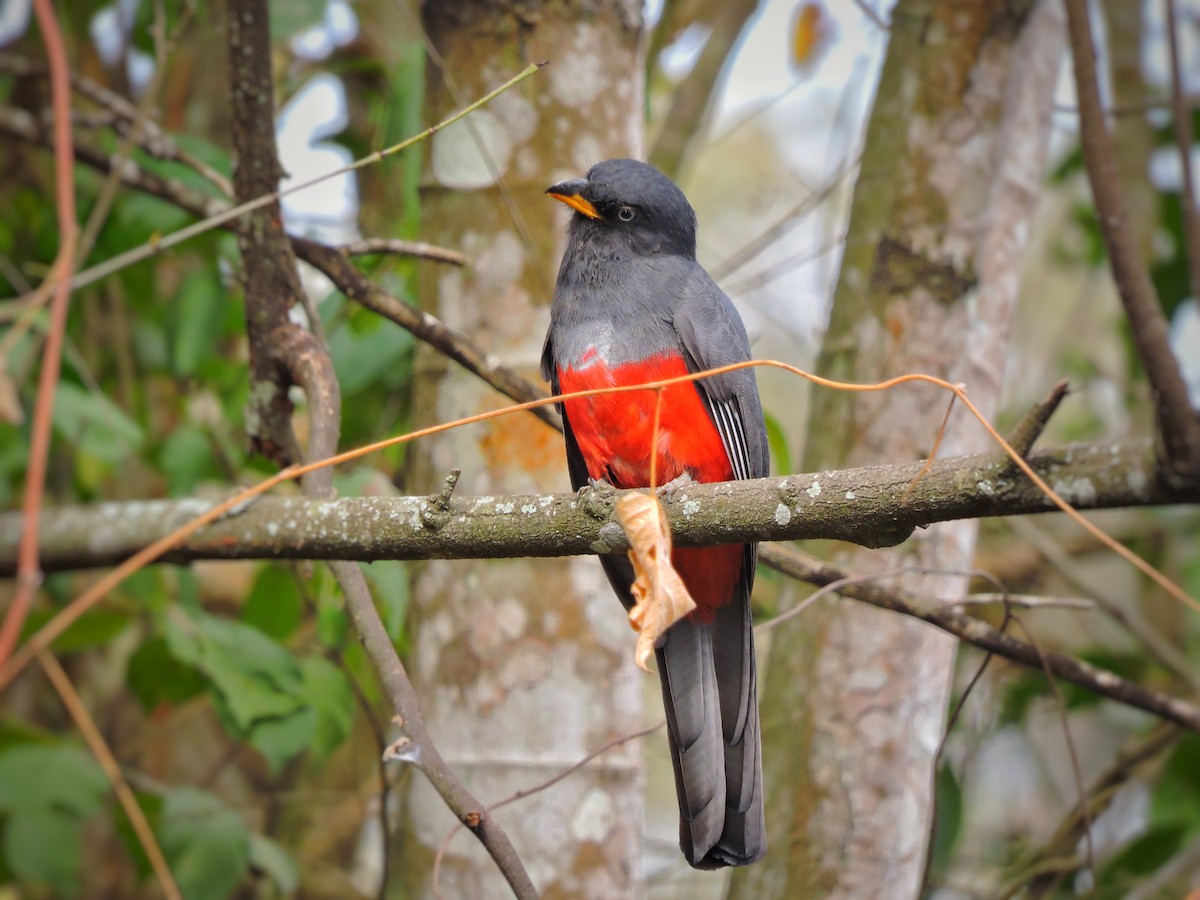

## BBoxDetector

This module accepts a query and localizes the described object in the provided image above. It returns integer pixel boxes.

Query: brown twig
[648,0,761,180]
[223,2,535,895]
[0,51,232,197]
[1064,0,1200,484]
[920,605,1013,895]
[0,0,80,671]
[0,120,556,437]
[1009,612,1096,893]
[293,238,560,429]
[37,651,182,900]
[431,721,663,898]
[339,237,468,266]
[1002,720,1180,899]
[757,544,1200,732]
[1165,0,1200,308]
[1004,378,1070,460]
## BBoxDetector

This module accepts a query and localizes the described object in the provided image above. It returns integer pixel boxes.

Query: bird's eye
[617,205,636,222]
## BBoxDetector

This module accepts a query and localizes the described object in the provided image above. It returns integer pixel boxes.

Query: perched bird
[541,159,768,868]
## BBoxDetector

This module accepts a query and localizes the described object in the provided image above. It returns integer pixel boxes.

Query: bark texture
[731,2,1065,896]
[398,2,645,896]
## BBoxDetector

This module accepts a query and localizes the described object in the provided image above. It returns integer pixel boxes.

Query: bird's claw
[580,477,617,519]
[658,471,694,503]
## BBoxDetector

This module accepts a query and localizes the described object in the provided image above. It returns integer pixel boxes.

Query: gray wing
[671,265,769,483]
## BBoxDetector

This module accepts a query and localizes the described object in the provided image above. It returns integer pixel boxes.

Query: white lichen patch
[806,478,821,499]
[521,504,537,514]
[976,480,995,497]
[845,491,856,500]
[266,521,279,537]
[496,598,528,640]
[1126,468,1148,497]
[774,503,792,526]
[495,501,515,514]
[539,495,554,508]
[569,788,614,843]
[549,26,607,107]
[430,111,512,190]
[682,499,700,517]
[1051,476,1097,507]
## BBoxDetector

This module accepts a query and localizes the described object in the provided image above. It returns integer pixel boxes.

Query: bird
[540,158,768,869]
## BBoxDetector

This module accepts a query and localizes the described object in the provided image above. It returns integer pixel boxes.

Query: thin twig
[1000,720,1180,900]
[0,51,232,196]
[339,237,468,266]
[1063,0,1200,483]
[1004,378,1070,460]
[20,62,545,298]
[920,606,1012,895]
[950,593,1093,610]
[758,544,1200,732]
[1008,516,1199,690]
[38,651,182,900]
[1165,0,1200,308]
[0,0,80,670]
[1008,612,1096,895]
[431,722,663,898]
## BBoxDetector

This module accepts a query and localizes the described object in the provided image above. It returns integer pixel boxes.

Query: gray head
[546,159,698,259]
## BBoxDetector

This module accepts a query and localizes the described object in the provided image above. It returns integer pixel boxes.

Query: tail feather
[658,572,765,869]
[657,621,726,863]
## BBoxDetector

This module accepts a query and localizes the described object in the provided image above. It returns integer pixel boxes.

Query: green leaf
[51,381,143,464]
[171,271,227,377]
[242,564,303,640]
[1152,732,1200,829]
[0,744,108,895]
[248,708,317,774]
[21,607,130,654]
[270,0,326,40]
[762,410,791,476]
[248,832,299,893]
[127,637,207,710]
[159,424,218,496]
[165,608,304,732]
[3,808,87,894]
[159,788,249,900]
[1099,823,1186,888]
[928,765,962,877]
[329,317,414,396]
[363,560,408,644]
[0,744,108,817]
[300,656,354,759]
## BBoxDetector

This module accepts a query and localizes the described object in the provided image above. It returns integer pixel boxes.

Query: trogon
[540,158,768,869]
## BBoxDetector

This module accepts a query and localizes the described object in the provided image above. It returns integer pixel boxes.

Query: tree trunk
[398,2,645,896]
[731,1,1064,896]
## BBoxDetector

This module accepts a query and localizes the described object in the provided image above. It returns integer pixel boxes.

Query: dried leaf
[614,493,696,673]
[791,2,828,68]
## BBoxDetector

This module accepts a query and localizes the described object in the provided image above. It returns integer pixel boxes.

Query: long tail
[656,574,765,868]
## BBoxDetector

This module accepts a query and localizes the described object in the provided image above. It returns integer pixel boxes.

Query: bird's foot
[657,471,694,503]
[580,477,617,520]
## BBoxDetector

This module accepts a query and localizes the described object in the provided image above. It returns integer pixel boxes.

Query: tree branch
[0,113,559,433]
[758,544,1200,733]
[1063,0,1200,484]
[220,3,535,895]
[2,438,1192,574]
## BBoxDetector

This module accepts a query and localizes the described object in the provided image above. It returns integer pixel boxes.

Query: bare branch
[3,438,1190,574]
[338,238,468,266]
[293,239,561,429]
[1165,0,1200,308]
[757,544,1200,733]
[1004,378,1070,459]
[1064,0,1200,483]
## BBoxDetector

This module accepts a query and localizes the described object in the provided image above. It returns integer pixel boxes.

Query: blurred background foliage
[0,0,1198,897]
